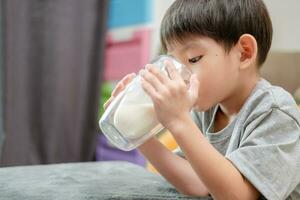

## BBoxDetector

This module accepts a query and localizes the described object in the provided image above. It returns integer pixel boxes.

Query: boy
[104,0,300,199]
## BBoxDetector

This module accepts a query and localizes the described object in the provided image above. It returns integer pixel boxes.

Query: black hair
[160,0,273,66]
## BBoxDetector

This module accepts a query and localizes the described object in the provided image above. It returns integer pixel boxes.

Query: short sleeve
[227,108,300,200]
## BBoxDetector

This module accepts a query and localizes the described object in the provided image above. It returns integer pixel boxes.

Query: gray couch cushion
[0,161,210,200]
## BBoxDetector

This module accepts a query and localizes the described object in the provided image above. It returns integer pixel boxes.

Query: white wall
[151,0,174,58]
[264,0,300,52]
[150,0,300,57]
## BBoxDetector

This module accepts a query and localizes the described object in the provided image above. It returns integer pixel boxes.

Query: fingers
[145,64,168,84]
[122,73,136,86]
[165,60,181,81]
[111,82,125,97]
[104,73,136,110]
[111,73,135,97]
[140,66,168,93]
[140,70,161,90]
[140,77,157,100]
[188,74,199,103]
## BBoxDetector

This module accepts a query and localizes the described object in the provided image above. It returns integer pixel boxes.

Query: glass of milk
[99,55,192,151]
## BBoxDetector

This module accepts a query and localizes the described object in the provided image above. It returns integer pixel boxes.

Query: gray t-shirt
[178,79,300,200]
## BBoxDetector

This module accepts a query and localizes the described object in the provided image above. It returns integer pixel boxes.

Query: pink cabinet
[103,28,151,81]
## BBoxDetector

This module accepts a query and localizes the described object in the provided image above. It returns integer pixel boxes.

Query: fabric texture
[0,161,210,200]
[0,0,108,166]
[0,6,5,159]
[189,79,300,200]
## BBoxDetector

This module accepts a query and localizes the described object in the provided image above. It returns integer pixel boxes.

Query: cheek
[193,61,232,102]
[192,61,220,95]
[223,57,241,84]
[195,73,217,102]
[214,54,240,83]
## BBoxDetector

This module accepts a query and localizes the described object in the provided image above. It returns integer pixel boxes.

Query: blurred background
[0,0,299,169]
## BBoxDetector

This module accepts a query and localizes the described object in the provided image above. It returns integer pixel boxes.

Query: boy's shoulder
[191,79,300,131]
[242,79,300,124]
[228,79,300,200]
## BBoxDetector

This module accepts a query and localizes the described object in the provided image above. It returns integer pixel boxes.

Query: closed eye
[188,56,203,64]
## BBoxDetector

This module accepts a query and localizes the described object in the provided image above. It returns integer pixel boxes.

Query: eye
[188,56,203,64]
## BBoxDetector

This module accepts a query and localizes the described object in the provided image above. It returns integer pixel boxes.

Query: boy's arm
[139,137,209,196]
[140,63,260,199]
[168,114,260,200]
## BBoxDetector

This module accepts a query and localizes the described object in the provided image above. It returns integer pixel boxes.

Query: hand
[103,73,136,110]
[140,60,199,131]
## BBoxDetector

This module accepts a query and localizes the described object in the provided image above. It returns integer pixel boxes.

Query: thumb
[188,74,199,104]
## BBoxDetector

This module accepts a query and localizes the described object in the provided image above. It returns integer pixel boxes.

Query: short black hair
[160,0,273,66]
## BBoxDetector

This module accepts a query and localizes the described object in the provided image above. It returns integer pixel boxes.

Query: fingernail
[140,77,145,84]
[139,69,145,76]
[119,83,124,90]
[145,64,151,70]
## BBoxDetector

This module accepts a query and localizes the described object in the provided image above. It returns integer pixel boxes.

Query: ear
[237,34,258,70]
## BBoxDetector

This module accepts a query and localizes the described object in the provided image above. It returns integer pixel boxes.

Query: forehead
[166,36,215,55]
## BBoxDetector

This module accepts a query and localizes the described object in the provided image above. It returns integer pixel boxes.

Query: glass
[99,55,192,151]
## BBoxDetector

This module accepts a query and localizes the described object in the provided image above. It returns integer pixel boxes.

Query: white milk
[114,103,159,139]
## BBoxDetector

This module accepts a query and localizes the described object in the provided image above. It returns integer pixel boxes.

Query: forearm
[139,137,209,196]
[169,116,259,200]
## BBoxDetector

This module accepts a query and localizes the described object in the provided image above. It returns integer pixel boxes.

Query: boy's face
[167,37,242,111]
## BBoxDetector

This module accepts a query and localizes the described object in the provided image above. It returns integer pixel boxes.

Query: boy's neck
[218,73,260,118]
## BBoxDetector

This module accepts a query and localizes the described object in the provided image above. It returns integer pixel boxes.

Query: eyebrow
[168,42,204,55]
[182,42,203,51]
